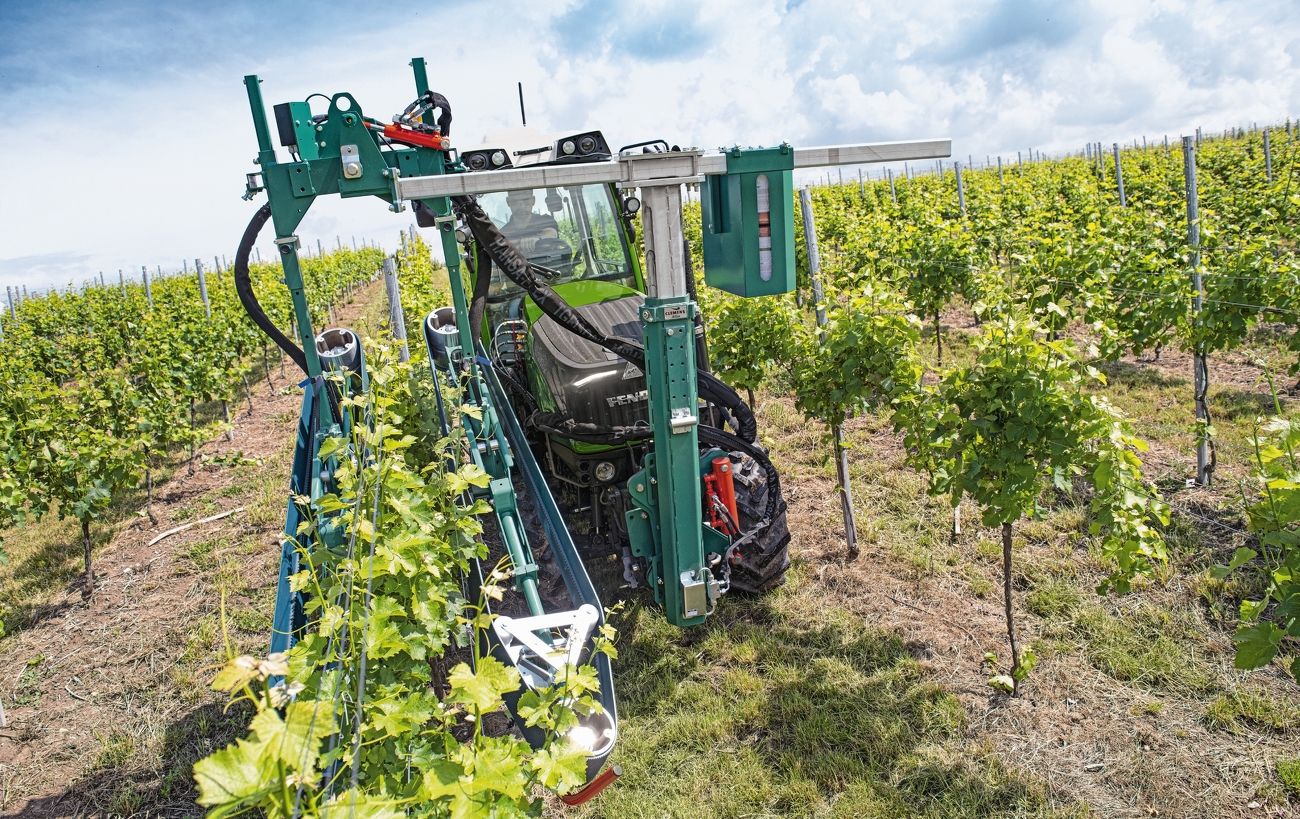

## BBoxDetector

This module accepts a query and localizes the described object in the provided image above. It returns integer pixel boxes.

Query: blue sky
[2,0,1298,293]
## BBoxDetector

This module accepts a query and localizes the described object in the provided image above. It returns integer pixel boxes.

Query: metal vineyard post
[798,186,858,560]
[1264,129,1273,182]
[383,256,410,363]
[955,162,966,218]
[196,259,211,318]
[1183,136,1210,486]
[1113,143,1126,207]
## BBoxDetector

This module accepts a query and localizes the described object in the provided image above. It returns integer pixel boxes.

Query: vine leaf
[192,737,275,810]
[1233,622,1283,670]
[250,700,336,772]
[465,738,530,800]
[447,656,521,713]
[532,740,589,793]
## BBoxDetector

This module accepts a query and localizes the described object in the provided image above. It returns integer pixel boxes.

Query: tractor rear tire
[726,505,791,594]
[724,452,791,595]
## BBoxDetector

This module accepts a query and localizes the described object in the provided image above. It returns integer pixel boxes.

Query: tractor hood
[530,293,648,431]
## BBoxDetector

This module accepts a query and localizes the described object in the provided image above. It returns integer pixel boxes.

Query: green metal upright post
[243,74,322,378]
[243,75,277,169]
[636,165,709,626]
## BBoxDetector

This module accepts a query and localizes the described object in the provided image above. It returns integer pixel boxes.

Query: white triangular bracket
[492,604,600,690]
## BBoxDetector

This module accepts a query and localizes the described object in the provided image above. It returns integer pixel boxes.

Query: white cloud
[1,0,1297,293]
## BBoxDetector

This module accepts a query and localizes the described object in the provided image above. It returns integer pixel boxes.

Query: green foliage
[393,232,450,355]
[0,245,380,560]
[790,284,922,428]
[1213,371,1300,683]
[704,291,802,397]
[901,313,1163,540]
[893,312,1167,687]
[193,346,610,818]
[803,128,1300,370]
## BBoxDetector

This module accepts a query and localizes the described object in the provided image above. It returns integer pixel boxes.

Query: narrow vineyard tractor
[234,59,949,799]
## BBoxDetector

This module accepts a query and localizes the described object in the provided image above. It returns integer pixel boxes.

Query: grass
[718,313,1300,812]
[1204,688,1300,733]
[1279,758,1300,797]
[582,569,1077,818]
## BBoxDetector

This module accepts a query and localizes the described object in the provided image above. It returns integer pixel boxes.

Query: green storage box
[701,144,796,297]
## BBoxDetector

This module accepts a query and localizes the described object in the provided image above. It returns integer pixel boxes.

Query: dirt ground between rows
[0,295,1295,817]
[780,468,1297,818]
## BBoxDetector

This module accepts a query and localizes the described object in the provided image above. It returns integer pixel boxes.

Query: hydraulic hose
[425,91,453,138]
[450,195,758,443]
[528,412,652,445]
[466,241,492,353]
[234,203,309,375]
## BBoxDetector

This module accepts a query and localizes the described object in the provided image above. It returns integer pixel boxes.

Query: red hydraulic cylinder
[711,456,739,527]
[382,123,450,150]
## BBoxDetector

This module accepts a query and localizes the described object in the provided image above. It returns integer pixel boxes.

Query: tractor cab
[459,128,657,557]
[475,181,641,323]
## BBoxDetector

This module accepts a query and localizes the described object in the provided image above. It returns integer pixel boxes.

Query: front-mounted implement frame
[241,59,949,791]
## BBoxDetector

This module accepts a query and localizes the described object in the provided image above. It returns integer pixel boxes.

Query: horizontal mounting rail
[397,138,951,200]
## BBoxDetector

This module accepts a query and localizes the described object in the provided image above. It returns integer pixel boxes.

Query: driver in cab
[501,189,559,255]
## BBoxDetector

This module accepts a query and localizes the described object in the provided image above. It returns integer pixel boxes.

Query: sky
[1,0,1298,294]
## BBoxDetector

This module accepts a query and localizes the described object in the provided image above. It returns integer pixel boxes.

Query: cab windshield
[479,183,635,301]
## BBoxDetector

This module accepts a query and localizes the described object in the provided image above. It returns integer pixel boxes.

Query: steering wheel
[532,236,572,259]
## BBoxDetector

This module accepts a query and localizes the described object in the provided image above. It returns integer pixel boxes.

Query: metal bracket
[616,175,701,190]
[387,167,406,212]
[243,171,265,201]
[273,235,301,250]
[492,604,600,690]
[341,144,363,179]
[669,407,697,434]
[679,568,721,619]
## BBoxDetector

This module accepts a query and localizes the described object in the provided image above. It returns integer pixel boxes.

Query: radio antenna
[518,82,527,127]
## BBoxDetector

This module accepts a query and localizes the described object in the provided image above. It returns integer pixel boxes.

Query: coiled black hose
[234,203,309,375]
[466,241,492,352]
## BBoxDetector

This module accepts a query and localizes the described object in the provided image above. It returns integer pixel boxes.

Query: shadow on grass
[0,516,105,636]
[8,701,252,818]
[1209,388,1279,423]
[592,589,1073,818]
[1099,360,1187,389]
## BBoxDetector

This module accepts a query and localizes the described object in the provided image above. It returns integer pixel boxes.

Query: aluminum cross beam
[397,138,951,199]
